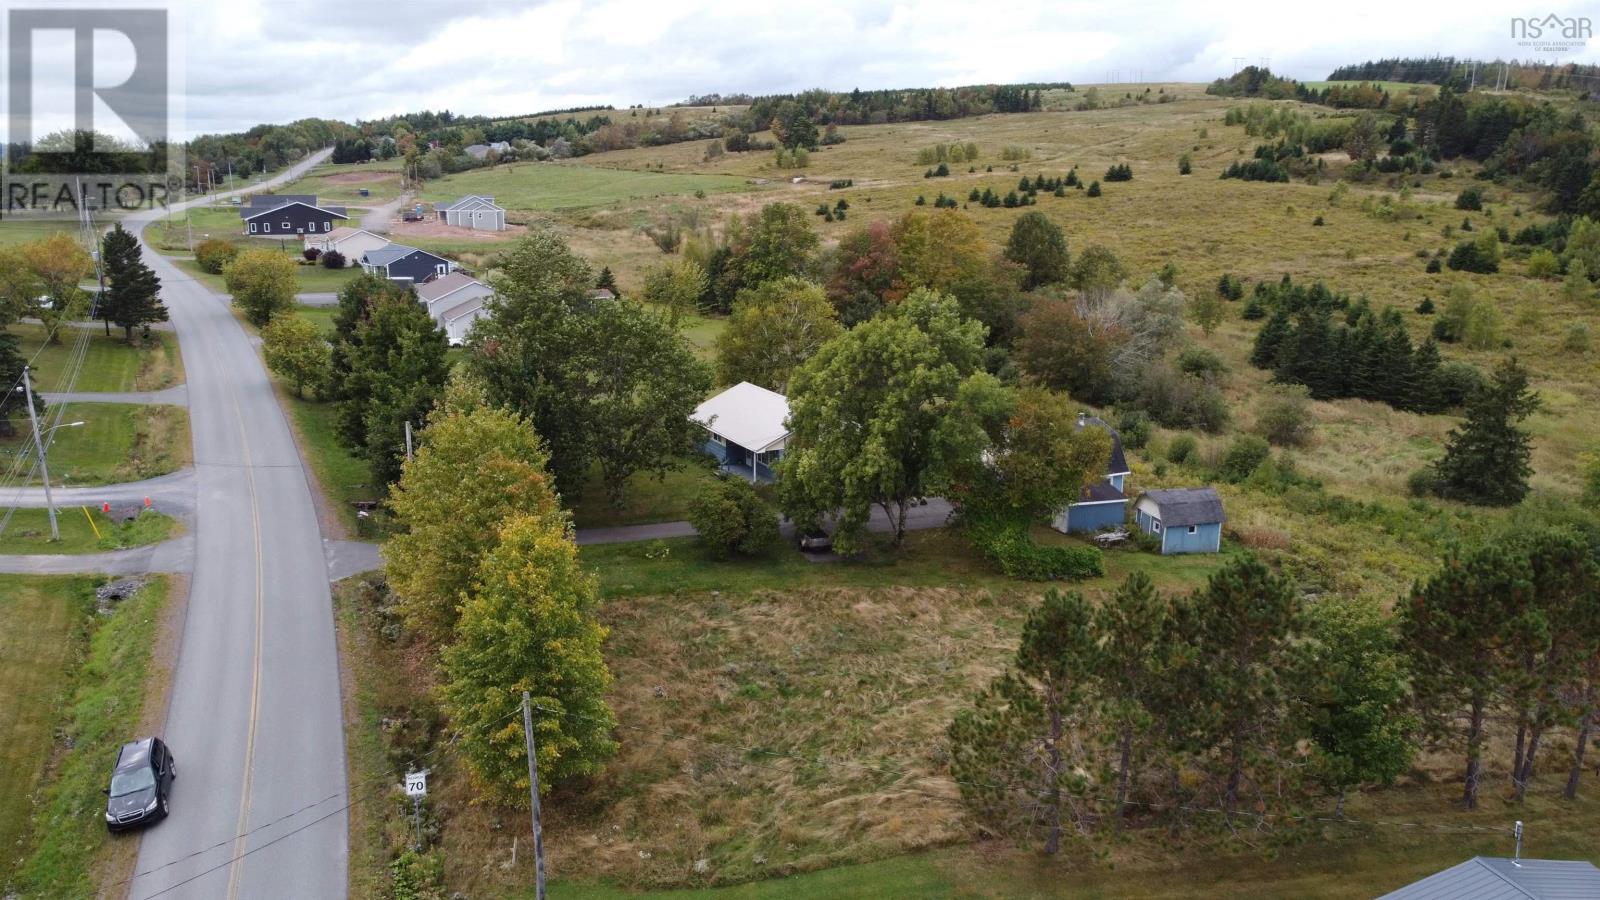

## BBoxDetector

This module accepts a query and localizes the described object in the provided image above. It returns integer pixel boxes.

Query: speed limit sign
[404,770,427,798]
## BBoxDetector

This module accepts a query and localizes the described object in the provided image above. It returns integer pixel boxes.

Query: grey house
[436,195,506,231]
[1052,414,1132,534]
[359,244,458,285]
[240,194,348,237]
[1378,856,1600,899]
[1134,487,1225,554]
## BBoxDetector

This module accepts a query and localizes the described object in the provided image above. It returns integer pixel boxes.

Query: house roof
[1077,482,1126,504]
[691,382,790,452]
[242,193,316,211]
[1078,414,1129,476]
[1140,487,1225,526]
[416,272,486,304]
[361,244,443,267]
[438,194,502,211]
[439,298,486,324]
[587,288,615,300]
[241,200,348,221]
[316,226,384,245]
[1378,857,1600,900]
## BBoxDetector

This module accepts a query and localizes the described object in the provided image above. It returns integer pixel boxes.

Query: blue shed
[1052,413,1131,534]
[1134,487,1224,554]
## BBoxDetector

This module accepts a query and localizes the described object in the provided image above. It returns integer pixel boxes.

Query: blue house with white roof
[690,382,790,483]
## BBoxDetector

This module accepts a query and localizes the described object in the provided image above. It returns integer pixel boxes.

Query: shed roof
[438,194,502,211]
[1379,857,1600,900]
[691,382,790,452]
[1077,482,1126,504]
[1141,487,1225,526]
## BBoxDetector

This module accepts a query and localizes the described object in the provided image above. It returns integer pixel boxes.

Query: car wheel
[158,797,169,821]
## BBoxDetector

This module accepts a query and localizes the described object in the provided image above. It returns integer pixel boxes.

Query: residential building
[435,194,506,231]
[690,382,790,483]
[1378,856,1600,899]
[1051,413,1131,534]
[358,244,458,285]
[304,227,388,266]
[415,272,494,345]
[1134,487,1225,554]
[240,194,348,237]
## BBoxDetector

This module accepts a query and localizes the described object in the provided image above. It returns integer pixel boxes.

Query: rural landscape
[4,13,1600,900]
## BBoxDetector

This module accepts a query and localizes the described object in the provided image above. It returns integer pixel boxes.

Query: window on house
[263,223,271,232]
[281,221,291,230]
[1187,525,1197,535]
[324,221,331,231]
[709,433,726,446]
[249,222,257,233]
[435,264,448,276]
[1152,521,1162,533]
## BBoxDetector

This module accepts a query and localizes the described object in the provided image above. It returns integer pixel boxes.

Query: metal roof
[691,382,790,452]
[416,272,486,304]
[1139,487,1225,527]
[361,244,442,267]
[240,200,348,221]
[1379,857,1600,900]
[438,194,502,211]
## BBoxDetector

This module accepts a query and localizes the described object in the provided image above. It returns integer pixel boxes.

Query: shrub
[970,520,1104,581]
[1218,434,1271,482]
[1407,466,1442,497]
[686,475,779,558]
[1312,215,1325,226]
[1564,322,1591,353]
[1177,346,1229,380]
[1415,297,1435,314]
[1526,248,1560,278]
[1086,180,1102,197]
[302,247,321,262]
[1425,258,1442,273]
[1253,383,1314,447]
[1454,186,1484,211]
[1167,433,1198,464]
[1178,153,1193,175]
[1115,409,1151,450]
[320,249,346,269]
[194,238,239,274]
[1434,361,1484,408]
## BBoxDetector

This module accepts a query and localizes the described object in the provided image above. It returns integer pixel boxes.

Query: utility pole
[521,692,547,900]
[404,420,413,462]
[1233,57,1245,75]
[21,367,57,541]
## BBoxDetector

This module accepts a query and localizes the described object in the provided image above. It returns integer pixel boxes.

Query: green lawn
[168,254,361,295]
[421,163,750,211]
[294,303,337,338]
[1299,80,1440,96]
[0,403,190,486]
[1,508,181,554]
[279,394,389,537]
[579,526,1225,600]
[570,462,721,529]
[0,219,81,247]
[282,159,406,204]
[10,322,183,393]
[0,575,98,886]
[6,576,170,897]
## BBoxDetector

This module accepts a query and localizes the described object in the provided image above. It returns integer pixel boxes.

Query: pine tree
[0,330,43,438]
[595,265,619,297]
[1433,357,1540,506]
[100,224,167,342]
[1249,308,1291,369]
[1092,572,1170,827]
[1409,337,1444,412]
[948,589,1098,854]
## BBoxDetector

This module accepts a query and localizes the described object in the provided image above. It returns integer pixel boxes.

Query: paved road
[0,534,194,575]
[574,498,955,546]
[42,385,188,405]
[0,467,195,515]
[124,147,348,900]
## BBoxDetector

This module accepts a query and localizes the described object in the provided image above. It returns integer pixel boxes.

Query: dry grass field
[331,88,1600,896]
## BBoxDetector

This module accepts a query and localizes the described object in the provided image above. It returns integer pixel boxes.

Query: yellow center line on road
[222,347,266,900]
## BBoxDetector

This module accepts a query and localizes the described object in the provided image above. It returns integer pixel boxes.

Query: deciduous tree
[714,276,842,392]
[1004,211,1069,290]
[441,514,616,803]
[261,315,330,398]
[224,248,298,326]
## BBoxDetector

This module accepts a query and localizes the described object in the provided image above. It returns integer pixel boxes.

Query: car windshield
[110,767,155,797]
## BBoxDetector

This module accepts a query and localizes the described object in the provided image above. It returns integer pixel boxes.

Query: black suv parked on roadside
[105,737,175,832]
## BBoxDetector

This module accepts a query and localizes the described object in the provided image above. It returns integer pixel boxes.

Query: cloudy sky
[34,0,1600,139]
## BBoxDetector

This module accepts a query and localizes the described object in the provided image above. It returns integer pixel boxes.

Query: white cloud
[155,0,1600,137]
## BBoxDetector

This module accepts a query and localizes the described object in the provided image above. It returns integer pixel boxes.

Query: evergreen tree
[337,288,451,484]
[99,224,167,342]
[1409,337,1445,413]
[594,265,619,297]
[1433,357,1539,505]
[1003,211,1070,289]
[949,589,1098,854]
[0,329,43,438]
[1092,572,1171,827]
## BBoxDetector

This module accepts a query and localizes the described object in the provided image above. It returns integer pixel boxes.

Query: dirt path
[360,190,412,234]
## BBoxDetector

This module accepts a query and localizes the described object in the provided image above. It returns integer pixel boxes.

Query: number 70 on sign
[404,771,427,797]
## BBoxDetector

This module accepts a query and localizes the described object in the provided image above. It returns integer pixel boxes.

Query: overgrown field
[0,403,190,486]
[1,576,172,895]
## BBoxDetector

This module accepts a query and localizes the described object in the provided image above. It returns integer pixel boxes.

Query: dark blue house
[358,244,458,285]
[1134,487,1225,554]
[240,194,348,237]
[1052,414,1131,534]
